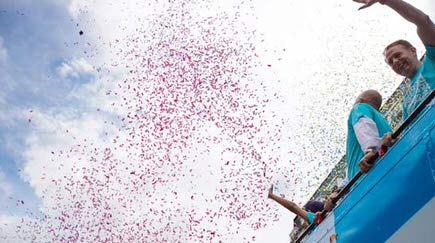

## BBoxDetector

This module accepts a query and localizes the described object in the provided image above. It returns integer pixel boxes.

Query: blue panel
[311,103,435,242]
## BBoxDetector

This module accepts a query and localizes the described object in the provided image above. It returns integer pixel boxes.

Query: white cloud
[0,36,7,62]
[57,57,95,79]
[67,0,88,20]
[6,0,435,242]
[57,62,76,78]
[18,2,285,240]
[0,215,21,242]
[0,215,51,243]
[0,169,13,198]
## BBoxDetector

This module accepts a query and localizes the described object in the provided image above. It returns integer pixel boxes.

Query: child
[267,185,322,224]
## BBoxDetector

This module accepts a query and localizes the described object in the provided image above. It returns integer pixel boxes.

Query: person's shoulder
[423,45,435,61]
[424,45,435,52]
[350,103,380,122]
[352,103,373,113]
[349,103,372,123]
[307,212,315,224]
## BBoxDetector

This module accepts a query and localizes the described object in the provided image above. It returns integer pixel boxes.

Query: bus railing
[293,90,435,243]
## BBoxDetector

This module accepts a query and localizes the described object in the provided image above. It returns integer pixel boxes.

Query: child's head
[304,201,325,213]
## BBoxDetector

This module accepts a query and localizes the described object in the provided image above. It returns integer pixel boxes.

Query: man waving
[354,0,435,119]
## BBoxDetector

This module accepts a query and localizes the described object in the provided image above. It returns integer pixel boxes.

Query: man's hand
[268,185,274,199]
[353,0,380,10]
[314,212,325,225]
[380,133,397,155]
[381,133,396,147]
[359,150,377,173]
[324,192,339,211]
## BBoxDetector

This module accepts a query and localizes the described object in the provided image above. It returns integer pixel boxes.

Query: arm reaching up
[353,0,435,46]
[267,185,312,224]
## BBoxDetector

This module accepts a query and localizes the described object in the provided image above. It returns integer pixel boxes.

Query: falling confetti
[5,1,290,242]
[2,0,408,242]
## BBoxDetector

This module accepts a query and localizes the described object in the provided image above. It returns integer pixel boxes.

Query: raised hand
[359,150,377,173]
[381,133,396,148]
[379,133,397,156]
[324,192,339,211]
[267,184,274,198]
[353,0,380,10]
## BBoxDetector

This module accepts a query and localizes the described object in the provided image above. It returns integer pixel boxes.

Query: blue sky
[0,0,434,242]
[1,0,81,104]
[0,0,92,216]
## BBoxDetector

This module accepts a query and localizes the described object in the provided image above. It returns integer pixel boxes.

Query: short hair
[383,39,415,56]
[304,201,325,213]
[356,90,382,110]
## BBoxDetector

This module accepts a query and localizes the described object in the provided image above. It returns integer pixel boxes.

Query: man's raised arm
[354,0,435,46]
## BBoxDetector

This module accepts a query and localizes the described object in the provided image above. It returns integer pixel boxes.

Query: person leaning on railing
[354,0,435,120]
[267,185,338,226]
[346,90,393,179]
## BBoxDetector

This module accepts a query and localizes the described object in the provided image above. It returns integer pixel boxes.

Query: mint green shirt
[403,45,435,119]
[307,212,315,224]
[346,103,392,180]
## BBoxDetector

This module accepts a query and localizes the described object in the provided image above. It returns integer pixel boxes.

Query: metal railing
[293,90,435,243]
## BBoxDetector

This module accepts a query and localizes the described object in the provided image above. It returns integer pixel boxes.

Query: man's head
[384,40,421,79]
[355,90,382,111]
[304,201,325,213]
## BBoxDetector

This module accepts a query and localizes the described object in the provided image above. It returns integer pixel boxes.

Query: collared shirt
[346,103,392,180]
[403,45,435,119]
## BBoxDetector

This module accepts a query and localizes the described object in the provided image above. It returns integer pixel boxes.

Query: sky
[0,0,434,242]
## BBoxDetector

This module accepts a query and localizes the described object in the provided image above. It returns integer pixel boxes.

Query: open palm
[353,0,380,10]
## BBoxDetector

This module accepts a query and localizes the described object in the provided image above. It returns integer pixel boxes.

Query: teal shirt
[346,103,392,180]
[307,212,315,224]
[403,45,435,119]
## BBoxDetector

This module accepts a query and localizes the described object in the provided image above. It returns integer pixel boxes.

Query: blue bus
[293,90,435,242]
